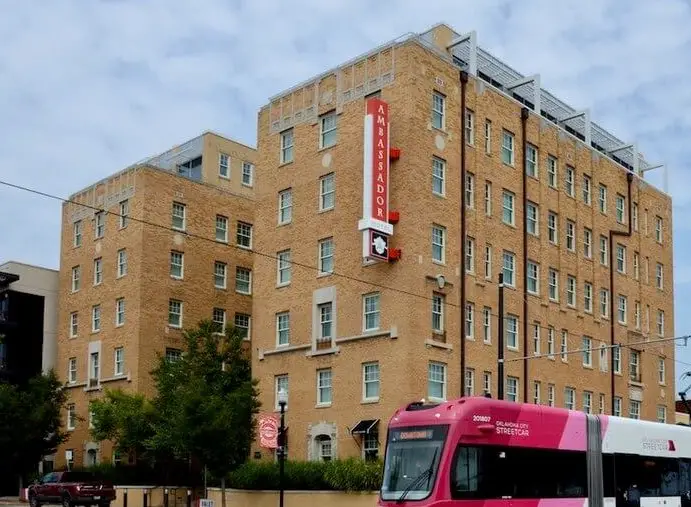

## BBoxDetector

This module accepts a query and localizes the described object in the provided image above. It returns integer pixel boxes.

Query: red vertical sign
[258,414,279,449]
[366,99,389,222]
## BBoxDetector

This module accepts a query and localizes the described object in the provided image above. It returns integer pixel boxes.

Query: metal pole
[123,489,128,507]
[278,400,286,507]
[497,272,505,400]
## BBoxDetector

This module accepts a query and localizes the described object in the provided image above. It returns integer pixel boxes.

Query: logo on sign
[369,230,389,260]
[641,438,676,452]
[258,414,279,449]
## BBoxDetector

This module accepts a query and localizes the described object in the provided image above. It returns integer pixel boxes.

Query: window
[634,301,641,329]
[655,216,663,243]
[234,313,250,339]
[432,225,446,263]
[657,406,667,423]
[71,266,81,292]
[658,358,666,385]
[484,245,492,279]
[171,202,186,231]
[613,397,622,416]
[566,276,576,307]
[484,120,491,154]
[506,315,518,350]
[94,212,105,238]
[547,385,555,406]
[632,203,638,231]
[92,305,101,332]
[502,190,515,226]
[465,237,475,274]
[235,267,252,294]
[465,109,475,145]
[277,250,291,285]
[629,400,641,419]
[67,404,76,430]
[214,261,227,289]
[68,358,77,383]
[432,91,445,129]
[114,347,124,376]
[598,394,605,414]
[93,258,103,285]
[583,228,592,258]
[525,144,538,178]
[533,381,541,404]
[560,330,568,362]
[483,371,491,395]
[547,156,557,187]
[428,361,447,400]
[275,375,289,410]
[613,346,621,374]
[583,282,593,313]
[363,293,380,331]
[616,244,626,273]
[633,253,640,279]
[318,303,333,343]
[465,303,474,339]
[170,251,184,279]
[432,157,445,196]
[119,200,129,228]
[482,307,491,343]
[465,368,475,396]
[117,249,127,277]
[506,377,518,402]
[582,175,591,204]
[547,211,558,244]
[317,368,332,405]
[212,308,226,334]
[320,112,338,148]
[219,153,229,177]
[115,298,125,326]
[484,181,492,216]
[278,189,292,224]
[90,351,100,382]
[73,220,82,247]
[70,312,78,338]
[465,172,475,209]
[582,336,592,367]
[318,237,334,274]
[280,128,294,163]
[319,173,335,211]
[165,348,182,362]
[276,312,290,346]
[565,220,575,251]
[598,185,607,213]
[599,236,608,265]
[526,261,539,295]
[583,391,592,414]
[656,263,664,289]
[617,295,627,324]
[502,251,516,287]
[565,166,575,196]
[242,161,254,186]
[526,201,539,235]
[432,293,444,333]
[600,289,609,318]
[236,221,253,248]
[547,327,555,358]
[564,387,575,410]
[615,194,626,224]
[501,130,514,165]
[657,310,665,337]
[532,324,540,355]
[168,299,182,328]
[363,362,380,400]
[629,350,641,382]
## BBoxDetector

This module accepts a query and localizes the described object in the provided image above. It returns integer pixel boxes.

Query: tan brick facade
[251,25,675,463]
[55,132,256,468]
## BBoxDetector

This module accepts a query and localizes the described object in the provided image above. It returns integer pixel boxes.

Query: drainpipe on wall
[520,107,530,403]
[459,70,469,397]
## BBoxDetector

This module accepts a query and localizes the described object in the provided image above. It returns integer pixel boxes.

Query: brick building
[251,23,675,462]
[55,131,256,468]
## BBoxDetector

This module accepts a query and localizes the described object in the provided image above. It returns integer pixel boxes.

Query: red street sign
[258,414,279,449]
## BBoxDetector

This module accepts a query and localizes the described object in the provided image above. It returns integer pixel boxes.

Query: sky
[2,0,691,394]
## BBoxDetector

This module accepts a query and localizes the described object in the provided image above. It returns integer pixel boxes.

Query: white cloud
[2,0,691,375]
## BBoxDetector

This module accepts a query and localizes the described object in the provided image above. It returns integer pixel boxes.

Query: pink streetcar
[378,396,691,507]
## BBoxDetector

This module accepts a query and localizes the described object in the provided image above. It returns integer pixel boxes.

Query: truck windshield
[380,425,449,502]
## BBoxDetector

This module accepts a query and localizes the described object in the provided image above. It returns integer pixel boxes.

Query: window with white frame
[275,375,289,410]
[547,384,555,407]
[501,130,514,165]
[171,202,186,231]
[584,282,593,313]
[564,387,575,410]
[276,311,290,346]
[657,310,665,337]
[115,298,125,326]
[428,361,446,400]
[432,293,444,333]
[547,327,555,358]
[525,143,538,178]
[465,109,475,146]
[506,377,518,402]
[432,224,446,263]
[598,185,607,213]
[582,175,591,204]
[363,293,380,332]
[170,251,184,279]
[213,215,228,243]
[362,362,380,401]
[465,172,475,209]
[616,244,626,273]
[565,166,575,196]
[278,189,292,224]
[566,220,575,251]
[502,251,516,287]
[70,312,78,338]
[318,237,334,274]
[566,275,576,307]
[94,212,105,238]
[547,156,557,187]
[656,263,664,289]
[320,112,338,148]
[317,368,332,405]
[548,268,559,301]
[582,336,592,367]
[599,235,609,265]
[90,351,100,382]
[432,92,445,129]
[114,347,124,376]
[214,261,227,289]
[219,153,229,177]
[484,181,492,216]
[318,303,333,343]
[617,295,627,324]
[68,357,77,383]
[600,288,609,318]
[657,405,666,423]
[465,302,474,339]
[73,220,82,247]
[280,128,294,163]
[615,194,626,224]
[583,228,592,258]
[547,211,557,244]
[465,236,475,274]
[634,301,641,329]
[235,267,252,294]
[92,305,101,332]
[583,391,593,414]
[67,404,76,430]
[431,157,445,196]
[526,201,539,235]
[532,323,540,355]
[502,190,515,226]
[234,313,250,339]
[483,244,493,279]
[613,346,621,374]
[212,308,226,334]
[655,216,663,243]
[117,249,127,277]
[165,348,182,362]
[483,371,491,395]
[168,299,183,328]
[633,253,640,279]
[506,314,518,349]
[613,397,622,416]
[629,400,641,420]
[277,250,291,285]
[632,203,639,231]
[561,330,568,361]
[464,368,475,396]
[533,381,541,404]
[319,172,335,211]
[71,266,81,292]
[93,257,103,285]
[236,221,252,248]
[242,161,254,186]
[527,261,539,294]
[482,307,491,343]
[629,350,641,382]
[658,357,665,385]
[119,200,129,228]
[484,120,491,154]
[599,393,606,414]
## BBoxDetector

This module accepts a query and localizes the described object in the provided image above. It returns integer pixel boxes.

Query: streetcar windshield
[380,425,449,501]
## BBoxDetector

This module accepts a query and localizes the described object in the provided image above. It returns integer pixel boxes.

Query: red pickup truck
[28,471,116,507]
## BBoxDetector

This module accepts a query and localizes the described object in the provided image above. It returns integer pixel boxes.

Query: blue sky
[2,0,691,394]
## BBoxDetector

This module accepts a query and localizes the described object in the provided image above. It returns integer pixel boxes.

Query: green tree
[0,370,68,486]
[148,320,261,507]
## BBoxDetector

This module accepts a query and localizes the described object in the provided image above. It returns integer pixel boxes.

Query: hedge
[226,458,384,492]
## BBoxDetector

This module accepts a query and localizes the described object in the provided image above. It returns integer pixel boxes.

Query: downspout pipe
[520,107,529,403]
[459,70,469,397]
[608,171,634,413]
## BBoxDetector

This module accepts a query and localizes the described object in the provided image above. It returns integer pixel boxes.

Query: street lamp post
[277,388,288,507]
